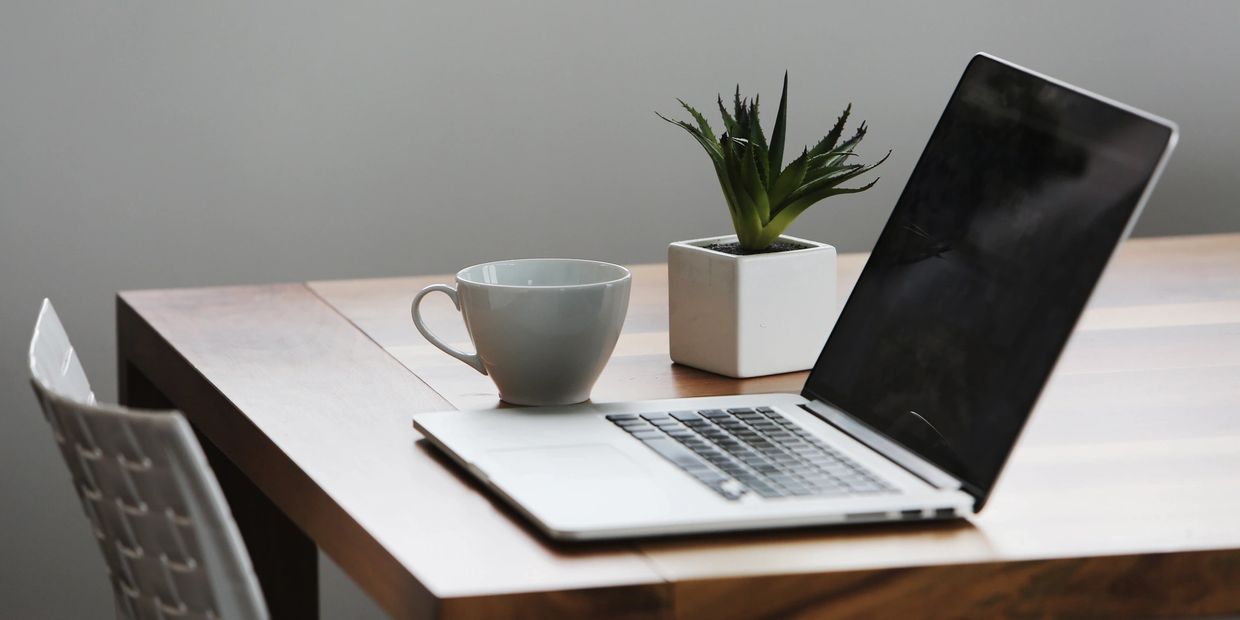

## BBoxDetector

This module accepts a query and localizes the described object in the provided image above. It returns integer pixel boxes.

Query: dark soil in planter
[703,241,810,256]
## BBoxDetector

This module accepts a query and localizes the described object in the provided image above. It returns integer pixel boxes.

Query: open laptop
[412,53,1178,540]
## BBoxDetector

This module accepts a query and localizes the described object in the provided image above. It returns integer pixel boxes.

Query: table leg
[119,363,320,619]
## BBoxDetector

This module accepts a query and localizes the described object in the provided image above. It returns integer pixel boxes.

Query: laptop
[412,53,1178,541]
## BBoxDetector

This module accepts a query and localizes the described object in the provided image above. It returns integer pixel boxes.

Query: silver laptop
[413,53,1178,541]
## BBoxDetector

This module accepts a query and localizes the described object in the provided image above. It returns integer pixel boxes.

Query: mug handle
[411,284,487,375]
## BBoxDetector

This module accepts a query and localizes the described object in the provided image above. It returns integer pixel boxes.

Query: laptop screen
[802,54,1175,503]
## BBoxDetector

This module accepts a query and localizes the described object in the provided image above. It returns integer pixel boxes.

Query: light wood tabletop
[117,233,1240,619]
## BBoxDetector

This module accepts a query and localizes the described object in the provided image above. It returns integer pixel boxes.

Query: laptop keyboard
[606,407,894,501]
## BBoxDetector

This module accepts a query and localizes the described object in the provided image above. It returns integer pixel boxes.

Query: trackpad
[485,444,649,481]
[483,444,658,508]
[481,444,695,531]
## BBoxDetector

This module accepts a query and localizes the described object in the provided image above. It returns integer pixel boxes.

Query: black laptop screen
[802,55,1174,502]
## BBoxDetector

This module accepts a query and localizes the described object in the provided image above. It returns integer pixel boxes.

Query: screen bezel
[800,52,1178,510]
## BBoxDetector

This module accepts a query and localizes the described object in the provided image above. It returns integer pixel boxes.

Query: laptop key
[692,470,728,485]
[768,472,797,486]
[811,485,848,497]
[631,430,665,440]
[605,414,639,421]
[643,437,712,469]
[752,485,784,498]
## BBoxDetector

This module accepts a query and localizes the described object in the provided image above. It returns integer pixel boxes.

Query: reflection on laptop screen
[803,54,1174,499]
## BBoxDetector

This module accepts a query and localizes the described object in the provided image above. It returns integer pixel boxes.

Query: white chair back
[29,300,268,620]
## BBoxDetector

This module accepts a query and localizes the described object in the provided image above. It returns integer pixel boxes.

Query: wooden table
[116,234,1240,619]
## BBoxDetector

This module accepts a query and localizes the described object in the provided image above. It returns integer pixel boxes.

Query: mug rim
[456,258,631,289]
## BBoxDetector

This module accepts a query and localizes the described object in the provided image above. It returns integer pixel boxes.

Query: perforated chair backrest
[28,300,268,620]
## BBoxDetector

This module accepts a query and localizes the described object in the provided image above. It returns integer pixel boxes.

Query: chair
[28,299,268,620]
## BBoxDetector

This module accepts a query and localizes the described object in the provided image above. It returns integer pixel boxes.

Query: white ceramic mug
[411,258,632,406]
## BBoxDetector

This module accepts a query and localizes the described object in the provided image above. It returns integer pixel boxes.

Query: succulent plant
[658,73,889,252]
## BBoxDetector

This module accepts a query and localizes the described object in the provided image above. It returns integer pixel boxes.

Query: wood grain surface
[118,284,665,620]
[119,234,1240,618]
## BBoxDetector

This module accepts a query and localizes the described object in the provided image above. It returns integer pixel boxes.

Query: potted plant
[658,73,888,378]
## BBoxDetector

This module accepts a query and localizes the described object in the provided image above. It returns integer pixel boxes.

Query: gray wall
[2,1,1237,616]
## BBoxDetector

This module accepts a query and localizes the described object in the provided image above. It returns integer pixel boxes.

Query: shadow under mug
[411,258,631,406]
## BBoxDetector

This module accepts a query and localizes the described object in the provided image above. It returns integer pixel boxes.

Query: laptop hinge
[801,400,965,492]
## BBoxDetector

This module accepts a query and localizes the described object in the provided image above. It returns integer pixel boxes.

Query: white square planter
[668,234,837,378]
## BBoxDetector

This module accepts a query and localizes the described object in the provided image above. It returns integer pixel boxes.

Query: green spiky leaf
[790,150,891,203]
[655,112,722,163]
[722,132,762,243]
[808,104,851,158]
[745,96,770,189]
[717,94,738,136]
[733,85,744,131]
[768,72,789,178]
[769,147,808,210]
[677,99,717,146]
[742,143,770,224]
[824,122,868,164]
